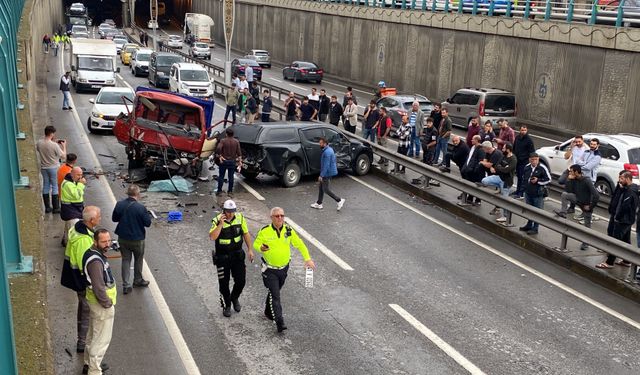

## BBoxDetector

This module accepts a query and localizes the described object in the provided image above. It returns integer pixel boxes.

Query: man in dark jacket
[328,95,343,126]
[553,164,599,250]
[597,171,638,268]
[112,184,152,294]
[513,125,536,199]
[519,153,551,235]
[490,143,517,223]
[261,90,272,122]
[439,135,469,173]
[318,89,330,122]
[362,100,380,143]
[310,137,345,211]
[459,135,486,206]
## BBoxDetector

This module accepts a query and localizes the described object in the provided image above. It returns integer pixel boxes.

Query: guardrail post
[566,0,574,22]
[506,0,512,17]
[422,0,428,10]
[553,234,569,253]
[472,0,478,15]
[411,0,417,10]
[431,0,437,12]
[458,0,464,13]
[488,0,495,16]
[544,0,551,20]
[524,0,532,18]
[589,1,598,24]
[616,0,626,27]
[402,0,407,9]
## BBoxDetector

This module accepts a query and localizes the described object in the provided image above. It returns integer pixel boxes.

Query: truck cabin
[134,95,203,140]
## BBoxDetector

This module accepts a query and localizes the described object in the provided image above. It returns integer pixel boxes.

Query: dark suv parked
[148,52,183,88]
[231,122,373,187]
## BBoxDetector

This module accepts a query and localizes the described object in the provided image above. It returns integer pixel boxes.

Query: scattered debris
[149,210,158,219]
[161,197,178,201]
[148,176,194,193]
[65,348,72,357]
[98,153,117,159]
[185,202,198,207]
[167,211,183,222]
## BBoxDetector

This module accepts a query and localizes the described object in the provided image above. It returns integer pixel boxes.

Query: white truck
[69,39,119,92]
[183,13,215,47]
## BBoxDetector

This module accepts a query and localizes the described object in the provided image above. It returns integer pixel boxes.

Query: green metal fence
[313,0,640,28]
[0,0,32,373]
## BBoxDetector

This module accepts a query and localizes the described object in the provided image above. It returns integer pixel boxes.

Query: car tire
[241,170,258,180]
[316,80,322,84]
[267,64,271,69]
[282,72,287,80]
[352,153,371,176]
[595,179,613,197]
[87,117,94,133]
[293,74,299,83]
[281,161,301,188]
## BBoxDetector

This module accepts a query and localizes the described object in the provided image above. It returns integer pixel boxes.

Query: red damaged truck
[113,87,218,179]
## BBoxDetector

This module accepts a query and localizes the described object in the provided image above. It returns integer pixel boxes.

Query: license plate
[308,70,316,74]
[91,85,102,88]
[107,121,115,126]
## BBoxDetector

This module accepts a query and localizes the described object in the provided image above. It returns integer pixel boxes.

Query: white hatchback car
[189,42,211,60]
[166,35,183,48]
[87,87,135,133]
[168,62,214,99]
[536,133,640,196]
[131,48,153,76]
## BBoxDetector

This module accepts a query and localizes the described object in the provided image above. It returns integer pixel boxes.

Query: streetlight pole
[223,0,235,86]
[151,0,158,51]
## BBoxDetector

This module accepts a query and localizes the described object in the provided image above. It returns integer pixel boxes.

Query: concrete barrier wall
[196,0,640,135]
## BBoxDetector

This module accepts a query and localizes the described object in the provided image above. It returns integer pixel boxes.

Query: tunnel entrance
[61,1,191,30]
[63,0,125,27]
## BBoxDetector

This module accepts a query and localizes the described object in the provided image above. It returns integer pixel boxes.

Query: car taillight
[398,110,408,116]
[317,69,324,74]
[624,163,639,177]
[300,69,307,74]
[478,100,485,116]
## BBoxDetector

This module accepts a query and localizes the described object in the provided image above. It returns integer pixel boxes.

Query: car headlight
[79,78,87,83]
[181,83,189,90]
[92,111,103,118]
[106,79,115,84]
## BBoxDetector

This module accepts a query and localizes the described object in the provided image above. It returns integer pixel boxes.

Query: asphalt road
[43,28,640,375]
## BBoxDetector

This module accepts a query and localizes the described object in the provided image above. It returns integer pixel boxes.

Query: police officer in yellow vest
[82,228,116,375]
[209,200,255,317]
[253,206,316,332]
[60,206,101,354]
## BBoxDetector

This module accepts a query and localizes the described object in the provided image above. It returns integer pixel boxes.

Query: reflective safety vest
[65,224,94,273]
[83,249,117,306]
[61,179,85,204]
[253,223,310,268]
[210,213,247,253]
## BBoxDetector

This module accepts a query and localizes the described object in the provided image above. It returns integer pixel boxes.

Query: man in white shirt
[237,75,249,91]
[244,64,254,84]
[558,135,589,185]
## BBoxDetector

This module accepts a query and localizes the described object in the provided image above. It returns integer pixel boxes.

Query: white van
[70,39,119,92]
[168,62,214,99]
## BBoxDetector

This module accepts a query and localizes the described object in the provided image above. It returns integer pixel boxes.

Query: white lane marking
[290,84,307,91]
[116,74,133,90]
[238,178,353,271]
[213,57,221,62]
[60,52,202,375]
[348,175,640,331]
[323,79,371,95]
[531,133,562,143]
[389,304,486,375]
[286,219,354,271]
[269,77,282,83]
[237,179,265,201]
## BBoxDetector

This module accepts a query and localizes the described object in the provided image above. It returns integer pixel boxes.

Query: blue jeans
[62,90,71,109]
[407,135,421,157]
[41,167,58,194]
[433,137,449,164]
[363,128,376,143]
[217,160,237,193]
[261,113,270,122]
[482,175,511,217]
[524,193,544,230]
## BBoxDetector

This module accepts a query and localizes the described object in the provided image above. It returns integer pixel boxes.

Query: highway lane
[48,32,640,374]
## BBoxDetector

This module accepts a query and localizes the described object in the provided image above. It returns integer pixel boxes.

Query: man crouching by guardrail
[519,153,551,235]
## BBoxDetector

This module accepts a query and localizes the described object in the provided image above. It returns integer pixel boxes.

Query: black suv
[148,52,183,88]
[231,122,373,187]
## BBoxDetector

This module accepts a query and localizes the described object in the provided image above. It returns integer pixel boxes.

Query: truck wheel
[352,153,371,176]
[241,170,258,180]
[281,161,301,188]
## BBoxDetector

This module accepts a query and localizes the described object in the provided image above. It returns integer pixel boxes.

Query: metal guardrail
[312,0,640,28]
[123,26,637,265]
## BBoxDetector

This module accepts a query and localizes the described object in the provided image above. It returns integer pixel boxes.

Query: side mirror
[445,98,450,102]
[554,145,560,150]
[116,67,120,73]
[89,98,95,104]
[71,65,76,71]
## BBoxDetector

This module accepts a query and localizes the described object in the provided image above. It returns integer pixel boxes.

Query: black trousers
[214,250,246,308]
[317,178,340,204]
[606,220,632,265]
[262,265,289,325]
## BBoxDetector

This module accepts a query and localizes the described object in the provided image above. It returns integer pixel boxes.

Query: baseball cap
[481,141,493,148]
[223,200,237,212]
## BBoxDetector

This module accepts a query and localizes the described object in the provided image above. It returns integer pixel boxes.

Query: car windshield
[628,148,640,164]
[195,43,208,48]
[157,55,182,67]
[169,36,181,41]
[114,38,127,44]
[181,69,209,81]
[69,17,86,25]
[136,53,151,62]
[73,26,87,32]
[254,51,269,56]
[297,62,317,69]
[97,91,134,104]
[239,59,260,67]
[402,100,432,112]
[124,46,137,53]
[485,95,516,111]
[78,56,113,71]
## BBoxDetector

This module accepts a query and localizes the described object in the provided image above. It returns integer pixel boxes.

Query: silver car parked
[442,88,517,130]
[245,49,271,68]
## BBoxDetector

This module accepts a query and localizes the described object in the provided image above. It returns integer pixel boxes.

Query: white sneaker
[496,216,507,223]
[337,199,346,211]
[310,203,323,209]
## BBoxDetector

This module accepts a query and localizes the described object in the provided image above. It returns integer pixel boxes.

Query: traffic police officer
[253,207,316,332]
[209,200,254,317]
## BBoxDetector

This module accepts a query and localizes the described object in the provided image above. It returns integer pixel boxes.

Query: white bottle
[304,267,314,288]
